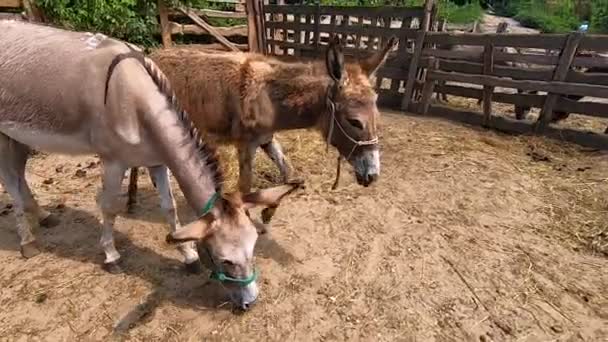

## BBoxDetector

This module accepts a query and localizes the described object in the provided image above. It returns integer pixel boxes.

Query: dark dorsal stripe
[104,48,224,192]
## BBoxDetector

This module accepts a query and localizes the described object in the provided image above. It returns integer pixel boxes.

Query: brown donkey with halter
[126,36,398,211]
[0,21,302,310]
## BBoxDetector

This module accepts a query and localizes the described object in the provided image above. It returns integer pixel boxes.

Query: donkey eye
[347,119,364,130]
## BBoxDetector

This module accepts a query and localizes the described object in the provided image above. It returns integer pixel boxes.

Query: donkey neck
[145,105,221,214]
[268,75,332,131]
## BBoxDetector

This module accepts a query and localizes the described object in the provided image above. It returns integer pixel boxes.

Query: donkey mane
[104,50,224,192]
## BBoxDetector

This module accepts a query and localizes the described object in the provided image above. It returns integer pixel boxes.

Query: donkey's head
[321,35,397,187]
[166,182,301,310]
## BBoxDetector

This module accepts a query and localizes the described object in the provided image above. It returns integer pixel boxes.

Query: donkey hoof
[21,242,41,259]
[103,261,124,274]
[185,260,203,275]
[39,213,60,228]
[126,204,136,215]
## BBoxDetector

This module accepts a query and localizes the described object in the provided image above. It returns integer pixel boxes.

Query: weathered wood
[178,6,240,52]
[158,0,172,48]
[0,0,20,7]
[265,21,415,38]
[169,8,247,19]
[436,84,608,119]
[482,43,494,127]
[424,32,568,49]
[427,70,608,99]
[401,0,433,110]
[264,4,425,18]
[420,58,438,114]
[168,22,248,37]
[246,0,259,52]
[313,5,321,48]
[423,48,559,66]
[368,17,378,50]
[579,35,608,51]
[536,32,584,131]
[257,0,267,54]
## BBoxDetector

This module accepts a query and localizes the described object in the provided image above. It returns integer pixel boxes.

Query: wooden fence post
[535,32,584,132]
[158,0,172,48]
[482,43,495,127]
[246,0,258,52]
[419,57,438,114]
[401,0,434,111]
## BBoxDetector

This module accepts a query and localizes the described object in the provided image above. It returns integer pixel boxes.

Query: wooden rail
[158,0,248,51]
[418,29,608,132]
[262,1,433,108]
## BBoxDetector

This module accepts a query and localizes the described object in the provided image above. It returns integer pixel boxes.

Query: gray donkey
[0,21,301,310]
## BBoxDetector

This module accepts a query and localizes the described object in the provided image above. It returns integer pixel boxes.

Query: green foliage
[493,0,607,33]
[35,0,160,46]
[436,0,483,24]
[590,0,608,33]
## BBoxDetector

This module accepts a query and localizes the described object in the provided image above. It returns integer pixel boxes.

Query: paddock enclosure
[1,0,608,341]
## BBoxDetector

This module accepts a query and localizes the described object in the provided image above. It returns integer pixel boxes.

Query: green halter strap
[199,192,220,218]
[199,193,259,286]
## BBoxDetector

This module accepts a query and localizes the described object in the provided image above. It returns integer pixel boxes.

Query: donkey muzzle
[352,149,380,187]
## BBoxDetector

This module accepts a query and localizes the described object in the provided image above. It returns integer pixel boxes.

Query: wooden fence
[417,31,608,130]
[157,0,249,51]
[261,1,436,108]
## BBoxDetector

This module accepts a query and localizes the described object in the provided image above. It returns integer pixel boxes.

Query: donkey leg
[0,134,56,258]
[126,167,139,214]
[148,165,201,274]
[237,143,257,194]
[260,136,293,183]
[97,161,127,274]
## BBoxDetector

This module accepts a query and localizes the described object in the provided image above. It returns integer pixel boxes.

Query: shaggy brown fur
[127,36,397,210]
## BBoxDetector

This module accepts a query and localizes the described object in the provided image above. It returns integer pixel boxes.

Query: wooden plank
[401,0,434,110]
[423,48,560,66]
[257,0,267,54]
[246,0,259,52]
[424,32,568,49]
[265,21,415,38]
[169,8,247,19]
[168,22,248,36]
[482,43,494,127]
[427,70,608,99]
[313,5,321,48]
[536,32,584,131]
[579,35,608,51]
[0,0,21,8]
[178,6,240,52]
[158,0,172,48]
[368,17,378,50]
[419,58,554,81]
[264,5,425,18]
[436,84,608,119]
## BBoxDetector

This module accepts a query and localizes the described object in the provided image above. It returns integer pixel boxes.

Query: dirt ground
[1,103,607,341]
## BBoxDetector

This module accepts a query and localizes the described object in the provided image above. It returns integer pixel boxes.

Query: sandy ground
[1,109,607,341]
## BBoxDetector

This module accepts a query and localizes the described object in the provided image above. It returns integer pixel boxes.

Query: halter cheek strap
[324,84,379,189]
[198,193,259,286]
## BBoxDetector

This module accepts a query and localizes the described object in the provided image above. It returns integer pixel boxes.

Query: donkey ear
[166,216,214,243]
[360,36,398,77]
[326,35,345,82]
[241,180,304,210]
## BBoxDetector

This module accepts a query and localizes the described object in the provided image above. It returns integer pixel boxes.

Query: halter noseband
[324,83,379,161]
[324,82,379,189]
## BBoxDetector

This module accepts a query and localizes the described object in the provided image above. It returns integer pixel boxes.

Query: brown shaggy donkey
[127,36,398,212]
